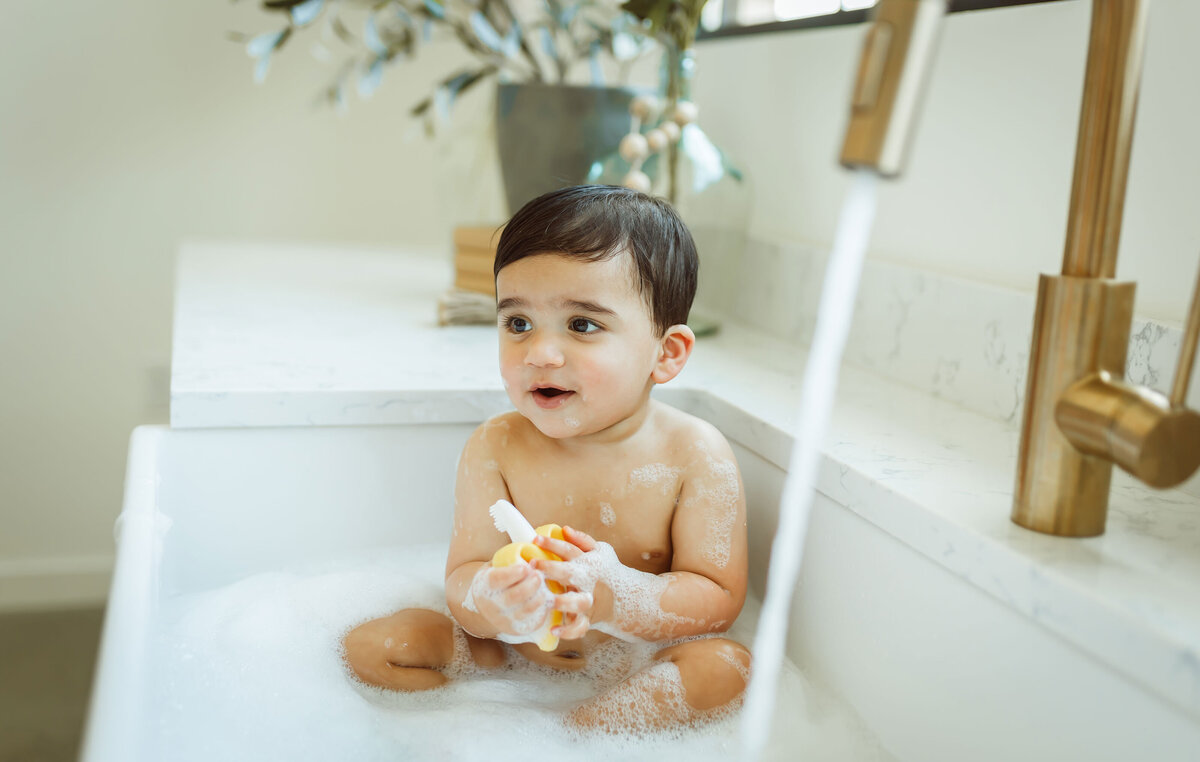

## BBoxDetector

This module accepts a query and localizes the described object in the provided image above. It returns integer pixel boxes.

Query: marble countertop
[172,241,1200,721]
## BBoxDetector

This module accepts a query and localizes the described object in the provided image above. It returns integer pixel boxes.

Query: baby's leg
[341,608,505,691]
[567,637,751,732]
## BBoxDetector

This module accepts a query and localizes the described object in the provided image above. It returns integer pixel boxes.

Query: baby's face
[495,253,663,440]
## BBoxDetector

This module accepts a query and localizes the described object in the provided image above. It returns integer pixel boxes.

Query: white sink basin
[81,388,1200,760]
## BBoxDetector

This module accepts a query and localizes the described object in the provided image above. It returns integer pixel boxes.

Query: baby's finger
[532,534,582,561]
[532,559,586,590]
[510,606,551,636]
[486,563,529,588]
[501,569,543,604]
[552,591,593,614]
[562,526,597,552]
[554,614,590,641]
[514,592,551,621]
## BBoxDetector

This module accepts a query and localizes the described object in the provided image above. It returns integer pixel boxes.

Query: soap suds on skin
[599,503,616,527]
[572,660,690,734]
[560,542,698,642]
[461,584,478,613]
[464,565,555,642]
[565,656,748,740]
[628,464,683,497]
[683,445,741,569]
[716,647,751,683]
[483,416,511,447]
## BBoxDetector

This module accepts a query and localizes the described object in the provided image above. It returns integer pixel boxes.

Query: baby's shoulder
[466,411,540,455]
[652,402,737,468]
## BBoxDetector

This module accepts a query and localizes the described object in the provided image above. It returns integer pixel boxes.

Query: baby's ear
[651,323,696,384]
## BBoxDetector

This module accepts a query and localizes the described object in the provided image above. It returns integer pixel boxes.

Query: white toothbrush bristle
[488,499,537,544]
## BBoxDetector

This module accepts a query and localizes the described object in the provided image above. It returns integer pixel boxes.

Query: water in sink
[151,543,891,762]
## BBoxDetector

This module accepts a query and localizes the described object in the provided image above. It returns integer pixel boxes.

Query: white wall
[694,0,1200,324]
[0,0,505,609]
[3,0,1198,609]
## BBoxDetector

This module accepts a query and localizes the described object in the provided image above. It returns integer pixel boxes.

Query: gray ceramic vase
[495,83,636,215]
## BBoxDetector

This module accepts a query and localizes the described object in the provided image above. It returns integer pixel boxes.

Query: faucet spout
[840,0,949,177]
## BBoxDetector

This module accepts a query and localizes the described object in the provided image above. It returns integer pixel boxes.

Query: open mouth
[531,386,574,408]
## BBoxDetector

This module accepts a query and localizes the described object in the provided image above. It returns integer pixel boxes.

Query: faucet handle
[1057,373,1200,489]
[1056,261,1200,488]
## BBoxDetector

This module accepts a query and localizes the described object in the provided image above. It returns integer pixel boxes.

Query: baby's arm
[444,419,583,642]
[535,427,748,642]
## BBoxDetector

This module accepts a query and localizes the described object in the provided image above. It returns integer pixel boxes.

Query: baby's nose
[525,334,565,368]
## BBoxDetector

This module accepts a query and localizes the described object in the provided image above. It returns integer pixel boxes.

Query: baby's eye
[569,318,601,334]
[503,316,532,334]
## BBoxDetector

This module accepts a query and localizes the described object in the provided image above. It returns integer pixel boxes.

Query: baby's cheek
[498,368,520,398]
[578,363,636,409]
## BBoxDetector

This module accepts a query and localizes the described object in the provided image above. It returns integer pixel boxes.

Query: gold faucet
[841,0,948,177]
[1012,0,1200,537]
[841,0,1200,537]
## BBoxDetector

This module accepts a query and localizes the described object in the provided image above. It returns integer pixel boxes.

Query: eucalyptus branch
[237,0,655,122]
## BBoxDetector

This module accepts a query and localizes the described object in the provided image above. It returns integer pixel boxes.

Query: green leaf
[538,25,558,62]
[289,0,323,26]
[358,58,385,98]
[364,16,387,55]
[444,71,472,94]
[423,0,445,19]
[331,15,356,45]
[246,29,286,59]
[469,11,504,52]
[560,4,580,28]
[500,23,521,59]
[543,0,565,26]
[410,67,494,118]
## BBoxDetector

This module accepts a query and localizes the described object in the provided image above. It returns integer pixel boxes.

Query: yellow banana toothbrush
[488,499,564,652]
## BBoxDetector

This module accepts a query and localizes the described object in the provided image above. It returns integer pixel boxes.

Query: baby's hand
[530,527,607,640]
[468,563,555,638]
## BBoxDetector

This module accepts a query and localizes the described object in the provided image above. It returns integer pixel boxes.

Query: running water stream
[740,169,881,760]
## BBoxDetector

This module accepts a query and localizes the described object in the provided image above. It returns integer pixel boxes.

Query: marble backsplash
[694,228,1199,494]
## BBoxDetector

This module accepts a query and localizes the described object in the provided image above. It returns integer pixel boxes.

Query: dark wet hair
[493,185,698,336]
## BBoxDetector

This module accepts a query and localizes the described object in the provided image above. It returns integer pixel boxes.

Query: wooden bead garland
[616,94,700,194]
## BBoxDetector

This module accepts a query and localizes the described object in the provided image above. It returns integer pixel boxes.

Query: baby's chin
[528,414,587,439]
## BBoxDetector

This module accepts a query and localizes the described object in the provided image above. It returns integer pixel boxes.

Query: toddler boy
[343,185,750,730]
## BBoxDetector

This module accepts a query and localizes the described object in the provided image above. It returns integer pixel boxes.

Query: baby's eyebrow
[561,299,616,316]
[495,296,616,316]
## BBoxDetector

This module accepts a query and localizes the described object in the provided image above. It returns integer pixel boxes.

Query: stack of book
[452,225,502,296]
[437,225,503,326]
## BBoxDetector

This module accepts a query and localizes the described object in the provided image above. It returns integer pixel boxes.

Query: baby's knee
[661,637,751,712]
[341,608,456,691]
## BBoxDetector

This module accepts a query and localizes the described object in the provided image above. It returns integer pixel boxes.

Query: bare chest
[504,458,685,574]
